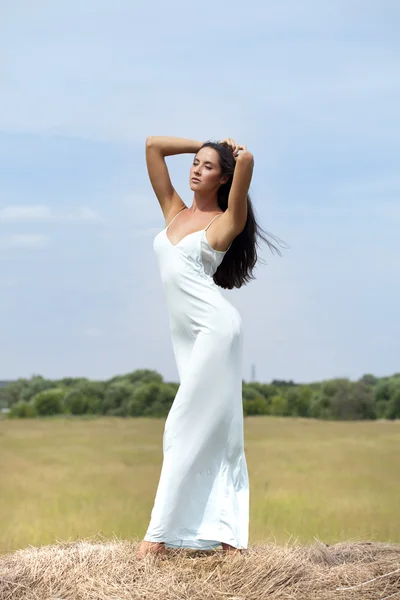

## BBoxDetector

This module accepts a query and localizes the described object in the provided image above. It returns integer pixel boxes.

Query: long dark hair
[200,141,286,289]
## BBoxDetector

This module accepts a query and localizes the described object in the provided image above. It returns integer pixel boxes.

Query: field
[1,416,399,555]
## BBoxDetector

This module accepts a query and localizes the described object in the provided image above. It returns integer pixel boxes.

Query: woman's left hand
[233,144,248,161]
[218,138,242,157]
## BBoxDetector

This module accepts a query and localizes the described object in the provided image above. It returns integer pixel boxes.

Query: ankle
[221,542,242,552]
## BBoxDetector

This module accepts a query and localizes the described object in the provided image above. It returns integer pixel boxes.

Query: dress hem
[143,532,246,550]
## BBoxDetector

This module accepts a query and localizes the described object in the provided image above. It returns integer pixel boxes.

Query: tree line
[0,370,399,420]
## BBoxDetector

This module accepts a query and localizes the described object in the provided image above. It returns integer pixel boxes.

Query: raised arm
[145,136,203,219]
[226,150,254,234]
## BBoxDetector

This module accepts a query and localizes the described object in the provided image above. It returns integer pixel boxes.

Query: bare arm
[226,151,254,234]
[145,136,203,219]
[146,136,203,157]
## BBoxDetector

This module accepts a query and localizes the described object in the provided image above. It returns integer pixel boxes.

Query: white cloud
[0,204,104,223]
[74,207,104,223]
[0,234,50,248]
[0,205,51,221]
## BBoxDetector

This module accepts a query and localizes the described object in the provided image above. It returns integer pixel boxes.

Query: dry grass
[1,417,399,598]
[0,533,399,600]
[1,417,400,555]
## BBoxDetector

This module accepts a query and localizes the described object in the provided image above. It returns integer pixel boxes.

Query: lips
[192,178,201,182]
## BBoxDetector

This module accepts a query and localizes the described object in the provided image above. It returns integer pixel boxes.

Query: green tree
[271,379,295,387]
[352,381,376,420]
[63,390,90,415]
[309,388,333,419]
[103,382,135,416]
[242,386,268,416]
[359,373,378,386]
[9,401,38,418]
[245,382,277,402]
[32,389,65,416]
[72,381,106,414]
[0,378,29,407]
[20,375,55,403]
[127,382,174,417]
[385,388,400,420]
[58,377,88,388]
[269,394,289,416]
[374,379,398,418]
[107,369,163,387]
[297,386,312,417]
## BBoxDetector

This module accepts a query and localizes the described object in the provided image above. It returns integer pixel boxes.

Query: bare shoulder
[207,209,242,253]
[163,200,188,227]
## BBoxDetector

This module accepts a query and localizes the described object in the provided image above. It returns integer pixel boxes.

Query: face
[190,147,229,192]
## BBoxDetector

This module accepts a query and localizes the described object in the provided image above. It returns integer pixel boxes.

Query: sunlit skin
[161,139,248,251]
[162,147,230,251]
[188,146,229,210]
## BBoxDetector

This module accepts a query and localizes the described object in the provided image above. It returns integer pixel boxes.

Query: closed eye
[193,162,211,170]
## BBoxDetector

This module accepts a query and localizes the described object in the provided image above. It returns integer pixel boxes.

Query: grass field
[1,416,399,555]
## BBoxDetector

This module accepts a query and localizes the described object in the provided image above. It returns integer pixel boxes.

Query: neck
[190,192,220,214]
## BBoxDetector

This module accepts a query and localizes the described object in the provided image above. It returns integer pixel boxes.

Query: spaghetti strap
[166,206,187,230]
[204,213,223,231]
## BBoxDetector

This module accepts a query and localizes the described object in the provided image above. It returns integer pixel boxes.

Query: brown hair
[199,141,285,289]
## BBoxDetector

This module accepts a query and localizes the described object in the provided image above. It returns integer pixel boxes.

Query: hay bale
[1,533,399,600]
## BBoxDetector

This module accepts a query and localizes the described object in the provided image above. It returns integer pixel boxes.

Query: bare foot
[221,542,243,555]
[136,540,167,559]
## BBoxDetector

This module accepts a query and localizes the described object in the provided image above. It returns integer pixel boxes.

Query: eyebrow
[194,158,216,167]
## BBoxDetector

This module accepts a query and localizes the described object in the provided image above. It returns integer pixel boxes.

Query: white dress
[144,207,249,550]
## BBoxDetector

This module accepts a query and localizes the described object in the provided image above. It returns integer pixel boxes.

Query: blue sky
[1,1,399,383]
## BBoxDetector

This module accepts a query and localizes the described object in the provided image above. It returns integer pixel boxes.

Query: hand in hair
[218,138,246,157]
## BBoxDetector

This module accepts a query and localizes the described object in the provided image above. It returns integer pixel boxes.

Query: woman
[137,136,280,558]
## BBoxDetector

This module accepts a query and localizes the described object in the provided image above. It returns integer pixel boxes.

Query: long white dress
[144,207,249,550]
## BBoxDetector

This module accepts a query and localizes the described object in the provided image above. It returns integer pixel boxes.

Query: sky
[1,0,399,384]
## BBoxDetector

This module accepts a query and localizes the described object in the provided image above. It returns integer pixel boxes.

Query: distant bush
[32,389,65,416]
[3,369,400,420]
[242,386,268,416]
[103,383,135,416]
[127,382,176,417]
[269,394,290,416]
[9,401,38,418]
[107,369,163,387]
[385,389,400,419]
[20,375,55,403]
[63,390,90,415]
